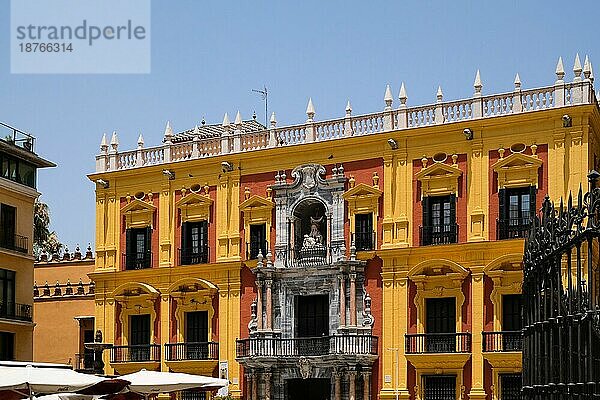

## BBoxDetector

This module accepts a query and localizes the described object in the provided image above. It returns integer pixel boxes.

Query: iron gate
[523,171,600,399]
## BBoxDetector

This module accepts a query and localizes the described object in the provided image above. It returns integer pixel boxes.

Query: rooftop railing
[0,122,36,153]
[95,66,598,173]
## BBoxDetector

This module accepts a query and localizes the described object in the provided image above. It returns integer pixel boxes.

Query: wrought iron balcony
[74,352,95,373]
[405,333,471,354]
[353,231,375,251]
[236,335,378,358]
[0,301,32,322]
[246,240,268,260]
[419,224,458,246]
[178,247,209,265]
[0,234,28,254]
[497,218,530,240]
[122,252,152,270]
[110,344,161,363]
[165,342,219,361]
[482,331,523,352]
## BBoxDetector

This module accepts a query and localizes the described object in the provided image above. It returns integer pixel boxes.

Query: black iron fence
[122,252,152,270]
[110,344,161,363]
[353,231,375,251]
[405,333,471,354]
[0,121,36,153]
[0,234,28,253]
[522,172,600,399]
[178,247,209,265]
[497,218,530,240]
[236,335,378,358]
[0,301,32,321]
[165,342,219,361]
[419,224,458,246]
[482,331,523,352]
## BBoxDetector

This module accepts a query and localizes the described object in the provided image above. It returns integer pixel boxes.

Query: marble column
[348,370,357,400]
[256,280,263,330]
[362,370,371,400]
[264,371,272,400]
[349,273,357,326]
[265,278,273,330]
[334,369,342,400]
[251,371,257,400]
[245,372,252,400]
[339,275,346,327]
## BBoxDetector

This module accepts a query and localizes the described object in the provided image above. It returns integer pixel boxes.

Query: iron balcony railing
[353,231,375,251]
[165,342,219,361]
[0,234,28,254]
[497,218,531,240]
[405,333,471,354]
[246,240,268,260]
[0,301,32,322]
[419,223,458,246]
[482,331,523,352]
[110,344,161,363]
[74,352,95,373]
[122,252,152,270]
[178,247,209,265]
[236,335,378,358]
[0,121,36,153]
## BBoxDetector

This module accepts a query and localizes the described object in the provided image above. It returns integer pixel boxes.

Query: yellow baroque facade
[89,59,600,400]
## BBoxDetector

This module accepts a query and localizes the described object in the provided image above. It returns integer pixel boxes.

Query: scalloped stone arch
[112,281,160,297]
[408,258,469,278]
[166,277,219,294]
[484,253,523,330]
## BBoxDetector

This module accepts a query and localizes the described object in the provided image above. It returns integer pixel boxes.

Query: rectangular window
[0,204,16,251]
[421,195,457,245]
[355,213,373,251]
[181,221,208,265]
[0,152,37,188]
[125,227,151,270]
[423,375,456,400]
[0,332,15,361]
[500,374,522,400]
[426,297,456,353]
[498,186,536,239]
[248,224,267,259]
[296,295,329,338]
[0,269,16,319]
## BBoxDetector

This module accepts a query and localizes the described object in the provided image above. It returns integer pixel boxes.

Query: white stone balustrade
[95,56,599,172]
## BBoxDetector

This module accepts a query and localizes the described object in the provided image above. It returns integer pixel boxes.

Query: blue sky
[0,0,598,249]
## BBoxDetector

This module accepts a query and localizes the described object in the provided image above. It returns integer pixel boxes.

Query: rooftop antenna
[252,86,268,127]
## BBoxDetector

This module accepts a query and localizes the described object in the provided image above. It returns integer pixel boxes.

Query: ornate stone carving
[298,357,312,379]
[248,299,258,333]
[362,288,374,328]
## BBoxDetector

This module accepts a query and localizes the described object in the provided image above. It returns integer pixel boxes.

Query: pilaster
[394,144,410,247]
[159,294,170,371]
[468,269,487,400]
[468,140,487,242]
[217,175,229,260]
[550,128,567,202]
[382,154,395,247]
[159,180,172,267]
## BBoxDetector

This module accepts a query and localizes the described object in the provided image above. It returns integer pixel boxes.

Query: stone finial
[436,86,443,102]
[85,244,93,259]
[266,186,272,199]
[137,133,144,149]
[589,62,594,83]
[398,82,407,107]
[583,55,591,80]
[110,131,119,152]
[473,69,482,94]
[203,183,210,195]
[100,133,108,153]
[201,117,206,126]
[384,84,393,110]
[306,98,315,122]
[266,248,273,268]
[498,147,505,159]
[555,56,565,82]
[514,73,521,90]
[235,110,243,126]
[421,155,428,169]
[164,121,173,142]
[252,110,257,120]
[573,53,582,80]
[531,144,538,156]
[257,248,264,268]
[192,125,200,137]
[349,175,355,188]
[372,171,379,189]
[244,186,250,200]
[345,100,352,116]
[74,245,82,260]
[222,112,230,127]
[270,112,277,128]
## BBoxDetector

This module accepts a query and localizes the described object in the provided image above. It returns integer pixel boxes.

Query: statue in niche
[302,215,325,249]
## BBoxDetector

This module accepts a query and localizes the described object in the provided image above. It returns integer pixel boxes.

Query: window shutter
[201,221,208,251]
[498,188,507,222]
[529,186,537,222]
[145,226,152,255]
[181,222,189,251]
[449,194,457,225]
[422,196,430,227]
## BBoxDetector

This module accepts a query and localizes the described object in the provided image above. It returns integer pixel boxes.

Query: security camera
[387,138,398,150]
[463,128,473,140]
[221,161,234,173]
[95,179,109,189]
[562,114,572,127]
[162,169,175,180]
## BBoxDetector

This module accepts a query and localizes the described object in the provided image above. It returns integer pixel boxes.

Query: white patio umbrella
[119,369,228,399]
[34,395,99,400]
[0,365,108,398]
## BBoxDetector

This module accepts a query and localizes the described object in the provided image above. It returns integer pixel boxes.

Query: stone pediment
[176,192,213,223]
[492,152,542,189]
[239,195,274,211]
[121,199,156,228]
[342,183,382,201]
[415,162,462,197]
[120,198,156,214]
[175,192,213,208]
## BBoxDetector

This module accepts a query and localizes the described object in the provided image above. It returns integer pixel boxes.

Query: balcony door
[0,204,16,250]
[0,332,14,361]
[355,213,373,251]
[296,295,329,356]
[0,269,16,318]
[422,195,456,245]
[423,375,456,400]
[130,314,150,361]
[125,227,151,269]
[426,297,456,352]
[498,186,535,239]
[186,311,209,359]
[249,224,266,259]
[181,221,208,264]
[502,294,522,351]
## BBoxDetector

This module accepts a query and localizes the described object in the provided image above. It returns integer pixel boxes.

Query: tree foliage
[34,199,63,257]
